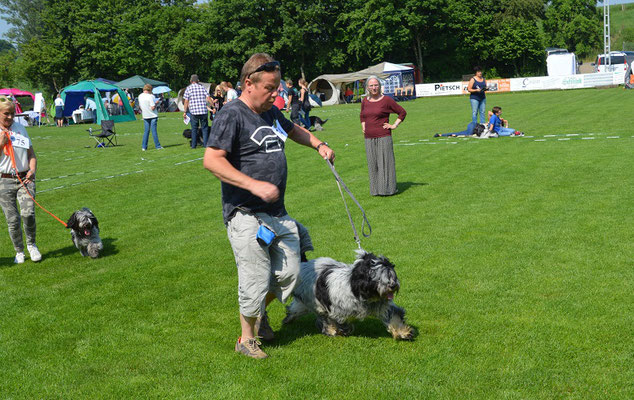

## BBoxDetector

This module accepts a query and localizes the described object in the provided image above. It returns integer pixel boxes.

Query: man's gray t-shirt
[207,99,295,223]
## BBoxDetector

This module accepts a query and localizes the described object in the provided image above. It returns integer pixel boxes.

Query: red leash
[2,131,68,228]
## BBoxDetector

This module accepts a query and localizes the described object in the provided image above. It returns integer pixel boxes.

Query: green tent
[116,75,168,89]
[60,80,136,124]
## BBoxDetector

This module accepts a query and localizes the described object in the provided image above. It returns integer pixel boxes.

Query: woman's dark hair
[474,66,482,73]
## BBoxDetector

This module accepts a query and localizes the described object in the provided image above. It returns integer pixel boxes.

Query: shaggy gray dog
[283,250,413,340]
[67,208,103,258]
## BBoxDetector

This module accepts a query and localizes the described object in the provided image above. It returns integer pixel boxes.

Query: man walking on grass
[203,53,334,359]
[183,74,211,149]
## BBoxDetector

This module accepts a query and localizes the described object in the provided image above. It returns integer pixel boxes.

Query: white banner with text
[415,71,625,98]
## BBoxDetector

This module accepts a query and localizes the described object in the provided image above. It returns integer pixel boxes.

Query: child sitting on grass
[488,106,523,137]
[488,110,507,128]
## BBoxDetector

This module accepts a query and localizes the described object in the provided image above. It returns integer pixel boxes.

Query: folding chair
[87,120,117,148]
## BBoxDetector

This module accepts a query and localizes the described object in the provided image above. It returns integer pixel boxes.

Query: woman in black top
[210,85,225,120]
[467,66,487,125]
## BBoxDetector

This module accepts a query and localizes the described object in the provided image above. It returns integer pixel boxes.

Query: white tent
[309,62,414,106]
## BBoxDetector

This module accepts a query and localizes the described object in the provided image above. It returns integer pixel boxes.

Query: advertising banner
[417,72,623,98]
[415,82,463,97]
[560,75,584,89]
[510,77,543,91]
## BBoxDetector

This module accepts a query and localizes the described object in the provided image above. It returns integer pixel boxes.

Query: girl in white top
[0,96,41,263]
[225,82,239,102]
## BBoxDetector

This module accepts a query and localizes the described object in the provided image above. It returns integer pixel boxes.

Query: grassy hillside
[609,2,634,51]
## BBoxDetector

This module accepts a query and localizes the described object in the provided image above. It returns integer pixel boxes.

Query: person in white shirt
[54,94,64,127]
[138,84,163,151]
[85,96,97,111]
[0,96,41,263]
[225,82,239,102]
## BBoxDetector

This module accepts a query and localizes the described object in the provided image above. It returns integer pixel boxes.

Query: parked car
[592,52,629,75]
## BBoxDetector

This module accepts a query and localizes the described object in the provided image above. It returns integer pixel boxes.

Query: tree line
[0,0,603,96]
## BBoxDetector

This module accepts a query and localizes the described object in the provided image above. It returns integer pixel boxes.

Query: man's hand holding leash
[288,124,335,162]
[317,141,334,162]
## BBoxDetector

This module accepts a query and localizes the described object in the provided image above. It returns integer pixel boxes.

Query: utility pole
[604,0,611,70]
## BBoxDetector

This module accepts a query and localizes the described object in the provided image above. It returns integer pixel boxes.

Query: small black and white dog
[67,208,103,258]
[309,116,329,131]
[283,250,413,340]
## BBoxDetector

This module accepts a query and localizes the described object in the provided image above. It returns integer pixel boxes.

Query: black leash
[326,159,371,249]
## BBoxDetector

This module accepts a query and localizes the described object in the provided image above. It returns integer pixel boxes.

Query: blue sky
[2,0,634,41]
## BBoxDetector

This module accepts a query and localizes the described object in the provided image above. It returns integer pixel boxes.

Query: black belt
[1,171,28,179]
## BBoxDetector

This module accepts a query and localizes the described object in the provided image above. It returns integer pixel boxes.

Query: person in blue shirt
[488,106,523,137]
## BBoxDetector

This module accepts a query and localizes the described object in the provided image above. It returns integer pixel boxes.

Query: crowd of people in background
[12,63,527,204]
[179,75,318,151]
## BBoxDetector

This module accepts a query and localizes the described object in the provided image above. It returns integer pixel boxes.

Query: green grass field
[1,87,633,399]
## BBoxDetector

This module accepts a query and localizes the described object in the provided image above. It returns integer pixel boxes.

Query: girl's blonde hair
[0,96,16,113]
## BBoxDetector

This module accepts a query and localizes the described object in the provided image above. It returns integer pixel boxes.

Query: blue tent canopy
[61,80,136,124]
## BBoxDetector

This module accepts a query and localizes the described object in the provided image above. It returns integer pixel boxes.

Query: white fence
[415,71,625,98]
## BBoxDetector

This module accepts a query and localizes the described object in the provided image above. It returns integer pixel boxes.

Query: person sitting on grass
[488,110,507,128]
[434,122,478,137]
[488,106,523,137]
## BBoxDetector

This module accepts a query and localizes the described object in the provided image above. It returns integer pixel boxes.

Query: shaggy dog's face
[351,251,400,301]
[67,208,98,237]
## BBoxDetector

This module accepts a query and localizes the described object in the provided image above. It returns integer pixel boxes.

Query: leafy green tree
[337,0,410,68]
[0,0,46,44]
[491,0,546,76]
[15,0,202,92]
[446,0,500,64]
[275,0,347,80]
[544,0,602,58]
[0,0,610,91]
[400,0,447,82]
[202,0,279,84]
[0,39,15,53]
[492,20,544,76]
[444,0,547,79]
[0,49,19,87]
[154,0,203,89]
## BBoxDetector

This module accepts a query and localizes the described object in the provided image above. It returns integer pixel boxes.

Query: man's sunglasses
[248,61,281,78]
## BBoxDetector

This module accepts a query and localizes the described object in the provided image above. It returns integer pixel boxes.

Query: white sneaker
[27,245,42,262]
[14,252,25,264]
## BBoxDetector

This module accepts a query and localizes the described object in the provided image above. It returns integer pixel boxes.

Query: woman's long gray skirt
[365,135,397,196]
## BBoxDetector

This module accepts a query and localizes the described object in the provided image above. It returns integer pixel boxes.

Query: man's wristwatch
[316,142,328,151]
